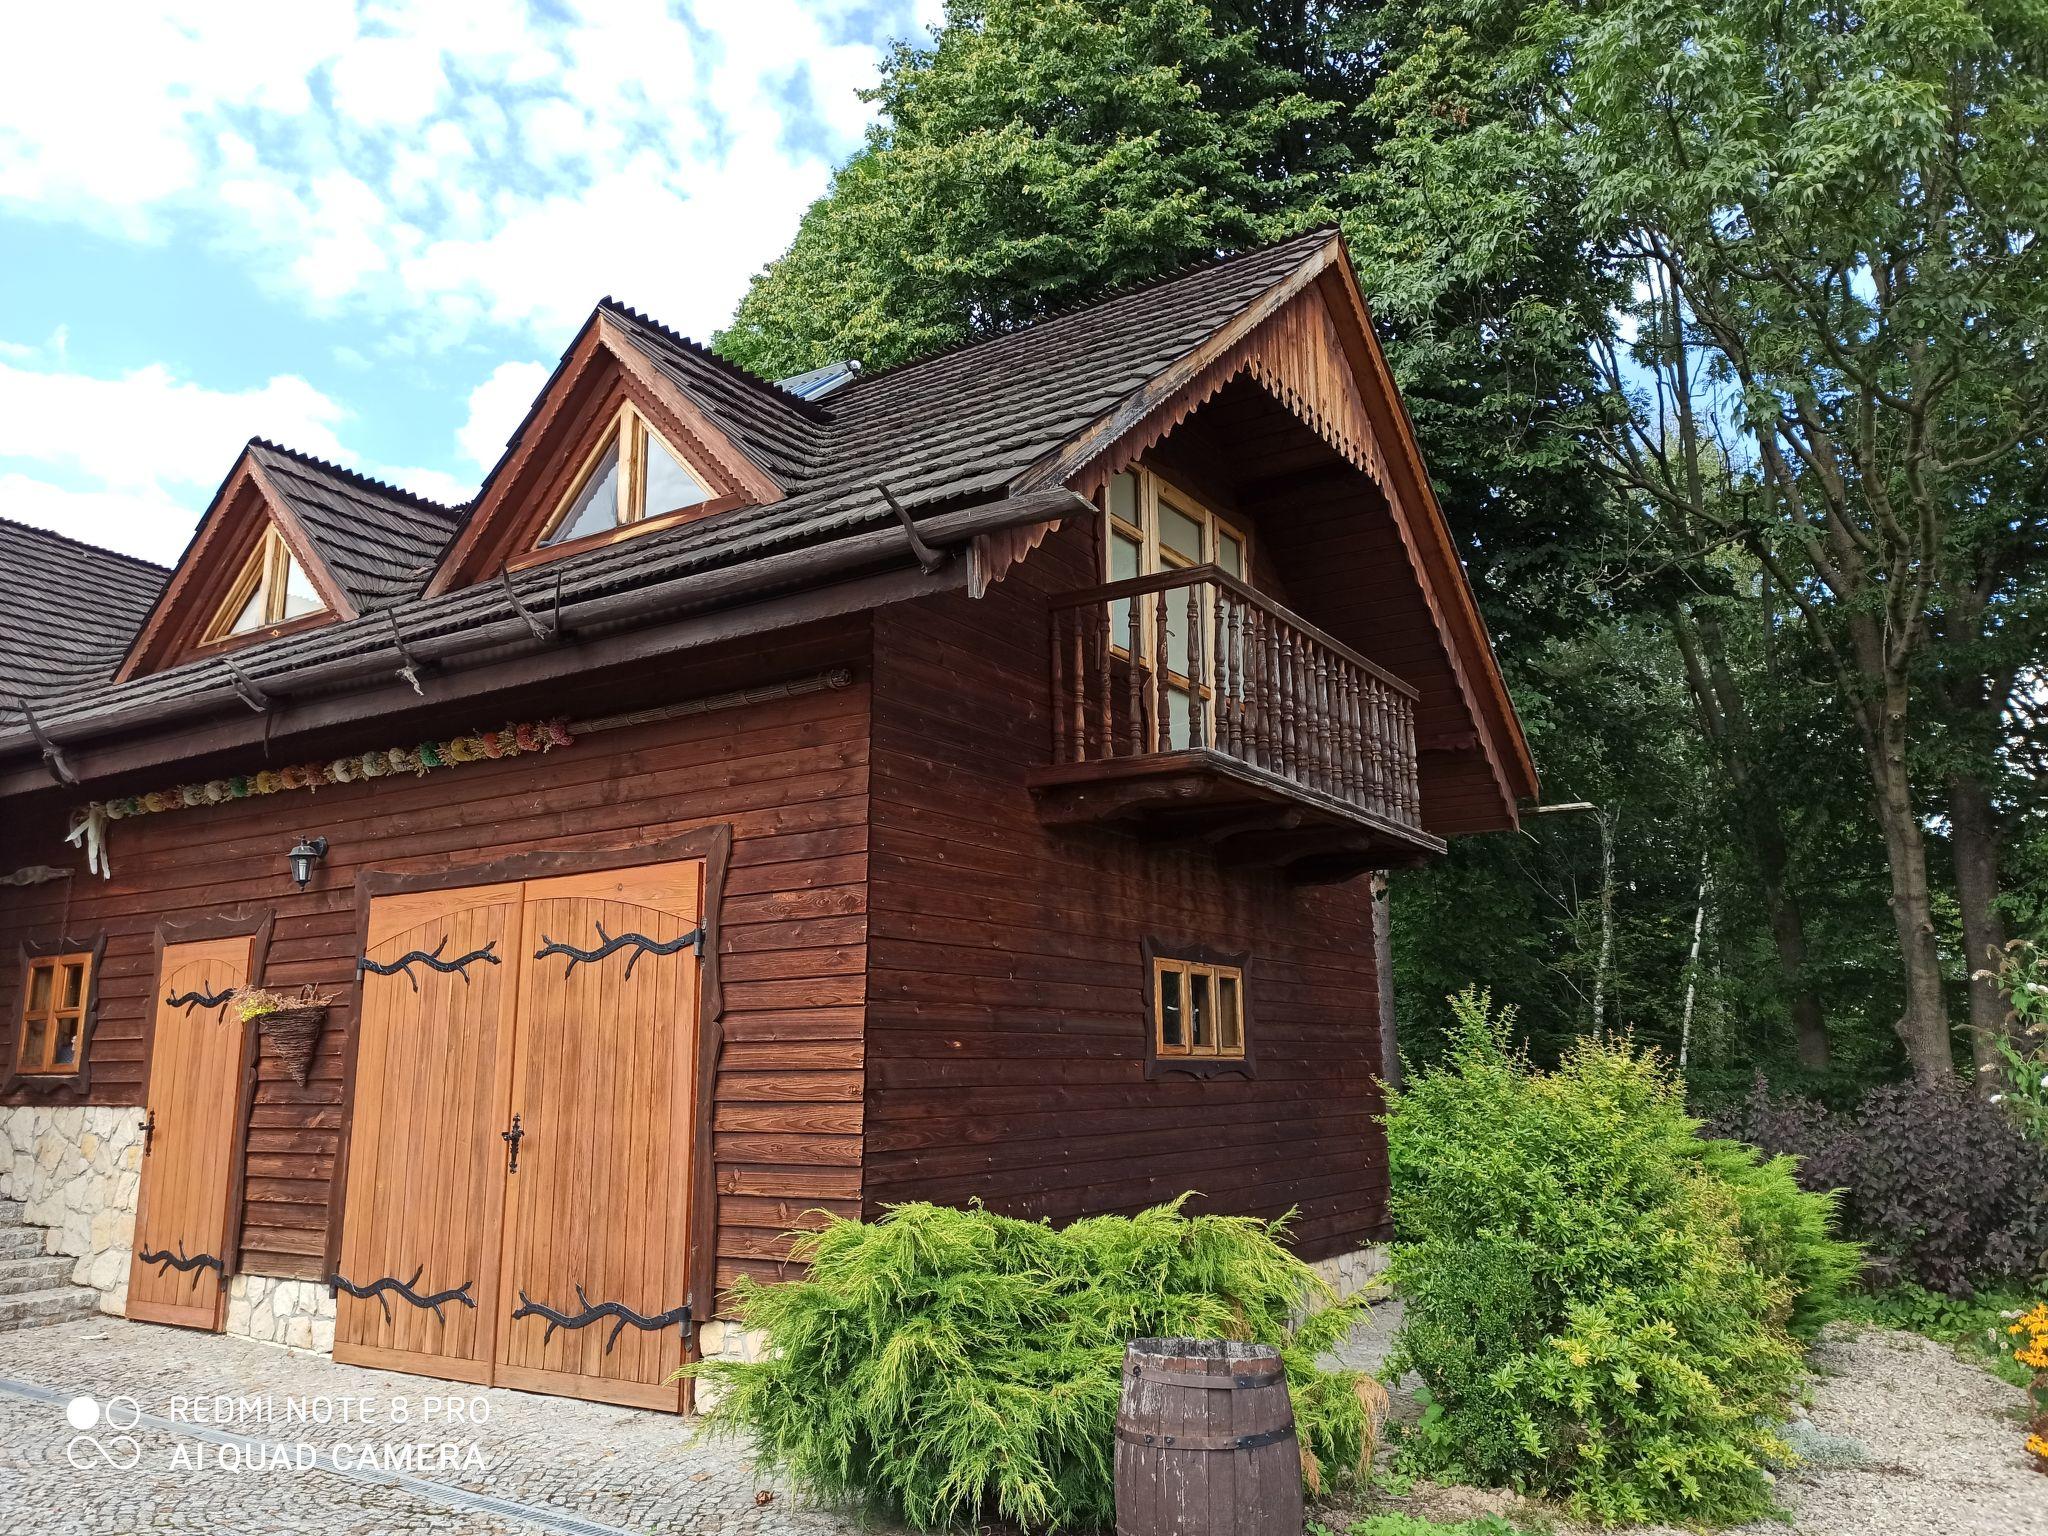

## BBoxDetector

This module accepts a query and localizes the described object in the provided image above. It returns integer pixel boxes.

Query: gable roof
[0,517,166,706]
[0,229,1532,808]
[245,441,465,613]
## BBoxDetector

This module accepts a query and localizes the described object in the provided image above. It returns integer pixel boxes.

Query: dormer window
[538,404,712,550]
[204,526,324,642]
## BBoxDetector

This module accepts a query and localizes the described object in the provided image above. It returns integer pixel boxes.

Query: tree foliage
[717,0,2048,1090]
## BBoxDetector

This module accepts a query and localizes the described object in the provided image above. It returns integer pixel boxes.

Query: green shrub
[689,1198,1372,1532]
[1696,1136,1861,1339]
[1344,1515,1523,1535]
[1384,988,1835,1526]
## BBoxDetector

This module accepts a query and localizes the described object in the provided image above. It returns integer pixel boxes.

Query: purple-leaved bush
[1714,1074,2048,1297]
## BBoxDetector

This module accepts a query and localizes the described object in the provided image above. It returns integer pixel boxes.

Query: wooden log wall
[0,622,870,1297]
[866,518,1391,1259]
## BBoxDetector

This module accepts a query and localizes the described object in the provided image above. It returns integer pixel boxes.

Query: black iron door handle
[142,1110,156,1155]
[502,1114,524,1173]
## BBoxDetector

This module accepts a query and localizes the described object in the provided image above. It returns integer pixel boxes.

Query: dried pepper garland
[66,717,574,876]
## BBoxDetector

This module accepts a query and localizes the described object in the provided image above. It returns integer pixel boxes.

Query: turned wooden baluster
[1405,697,1422,824]
[1247,608,1268,770]
[1314,649,1334,795]
[1373,681,1393,818]
[1277,626,1294,782]
[1340,668,1360,803]
[1125,596,1144,758]
[1187,582,1206,750]
[1070,617,1087,761]
[1095,605,1112,762]
[1154,588,1172,753]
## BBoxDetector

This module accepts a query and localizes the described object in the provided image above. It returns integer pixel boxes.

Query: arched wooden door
[129,934,254,1329]
[333,884,522,1382]
[334,860,703,1409]
[493,865,702,1409]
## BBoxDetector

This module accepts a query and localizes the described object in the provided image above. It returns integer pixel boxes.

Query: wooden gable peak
[1013,233,1538,808]
[115,446,356,682]
[426,307,785,596]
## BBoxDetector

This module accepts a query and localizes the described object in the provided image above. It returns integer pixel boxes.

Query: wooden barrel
[1113,1337,1303,1536]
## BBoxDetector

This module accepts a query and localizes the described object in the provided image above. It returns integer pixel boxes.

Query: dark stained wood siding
[865,517,1390,1261]
[0,623,870,1294]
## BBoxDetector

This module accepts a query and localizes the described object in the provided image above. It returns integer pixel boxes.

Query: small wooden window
[203,527,324,642]
[15,951,93,1076]
[1145,940,1250,1077]
[537,404,712,550]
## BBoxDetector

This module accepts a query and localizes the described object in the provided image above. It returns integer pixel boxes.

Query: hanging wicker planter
[231,986,334,1087]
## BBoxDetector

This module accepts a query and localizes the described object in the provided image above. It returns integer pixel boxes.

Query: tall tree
[716,0,1342,379]
[1557,0,2048,1080]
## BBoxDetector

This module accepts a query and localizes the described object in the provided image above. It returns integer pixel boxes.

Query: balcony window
[1103,468,1249,747]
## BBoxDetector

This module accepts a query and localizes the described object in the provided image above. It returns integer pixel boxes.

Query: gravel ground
[1695,1324,2047,1536]
[1337,1320,2046,1536]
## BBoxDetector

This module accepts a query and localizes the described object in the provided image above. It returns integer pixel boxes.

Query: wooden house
[0,231,1534,1408]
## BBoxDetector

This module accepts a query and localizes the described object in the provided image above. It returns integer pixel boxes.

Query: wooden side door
[334,884,523,1384]
[129,935,255,1329]
[494,863,703,1409]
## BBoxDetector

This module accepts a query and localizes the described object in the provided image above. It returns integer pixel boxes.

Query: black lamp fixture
[287,835,329,889]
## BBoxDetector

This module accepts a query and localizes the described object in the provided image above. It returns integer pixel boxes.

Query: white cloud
[0,356,354,562]
[0,473,197,567]
[457,361,552,471]
[0,2,925,346]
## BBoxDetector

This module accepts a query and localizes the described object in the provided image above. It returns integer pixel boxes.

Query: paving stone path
[0,1316,880,1535]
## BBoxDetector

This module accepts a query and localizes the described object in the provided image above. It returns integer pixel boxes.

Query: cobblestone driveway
[0,1317,878,1535]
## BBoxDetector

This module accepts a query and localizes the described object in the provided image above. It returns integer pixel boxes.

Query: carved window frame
[1142,937,1253,1081]
[4,933,107,1098]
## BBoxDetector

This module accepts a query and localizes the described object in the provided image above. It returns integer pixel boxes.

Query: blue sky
[0,1,942,565]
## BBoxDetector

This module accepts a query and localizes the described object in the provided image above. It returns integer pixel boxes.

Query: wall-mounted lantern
[287,835,329,890]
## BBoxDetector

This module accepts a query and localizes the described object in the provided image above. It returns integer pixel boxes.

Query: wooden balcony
[1030,566,1444,882]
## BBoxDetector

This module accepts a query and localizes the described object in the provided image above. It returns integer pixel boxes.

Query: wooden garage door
[334,884,522,1383]
[335,860,703,1409]
[494,866,701,1410]
[129,935,254,1330]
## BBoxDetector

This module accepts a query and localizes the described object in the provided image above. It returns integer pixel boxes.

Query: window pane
[545,440,622,545]
[1159,500,1203,563]
[226,581,267,635]
[278,550,322,618]
[1164,590,1190,677]
[1109,528,1142,651]
[1190,971,1213,1053]
[59,962,84,1011]
[642,429,711,520]
[1108,471,1140,530]
[1158,967,1184,1049]
[51,1015,78,1067]
[19,1014,46,1070]
[1218,975,1242,1054]
[1217,530,1244,580]
[26,964,51,1015]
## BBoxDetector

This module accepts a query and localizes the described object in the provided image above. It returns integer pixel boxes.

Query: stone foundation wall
[691,1318,770,1412]
[226,1274,336,1354]
[1310,1244,1390,1300]
[0,1104,144,1313]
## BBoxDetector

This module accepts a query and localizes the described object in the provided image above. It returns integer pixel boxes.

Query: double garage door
[334,862,703,1410]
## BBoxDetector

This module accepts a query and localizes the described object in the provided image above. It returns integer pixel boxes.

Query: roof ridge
[0,512,172,574]
[596,299,832,423]
[247,437,468,519]
[825,226,1339,396]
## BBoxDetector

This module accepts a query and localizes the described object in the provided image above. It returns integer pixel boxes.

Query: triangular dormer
[427,304,799,595]
[115,448,356,681]
[202,524,326,642]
